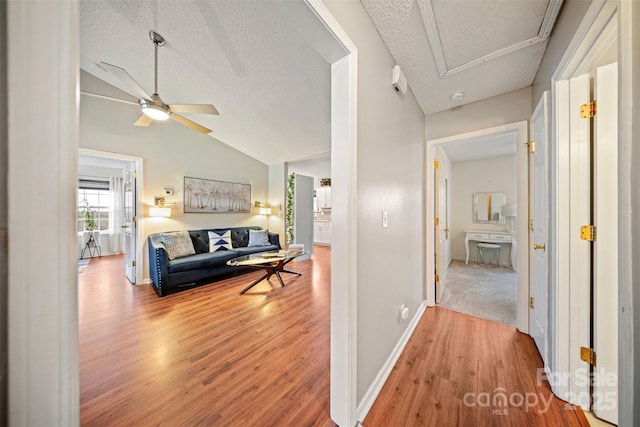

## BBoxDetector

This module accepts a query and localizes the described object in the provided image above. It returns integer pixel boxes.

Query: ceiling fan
[85,31,218,134]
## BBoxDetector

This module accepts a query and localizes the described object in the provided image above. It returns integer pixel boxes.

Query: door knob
[533,243,546,251]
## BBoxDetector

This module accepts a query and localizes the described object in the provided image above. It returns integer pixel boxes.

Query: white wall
[324,0,426,406]
[268,162,287,245]
[532,0,592,106]
[80,72,270,283]
[425,87,532,141]
[450,155,517,266]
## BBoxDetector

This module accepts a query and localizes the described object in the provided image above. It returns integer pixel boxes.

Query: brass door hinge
[528,141,536,153]
[580,225,596,241]
[580,347,596,365]
[132,216,137,223]
[132,171,137,179]
[435,274,439,283]
[132,260,136,267]
[529,219,534,231]
[580,101,597,118]
[435,218,440,226]
[529,297,534,309]
[434,161,440,169]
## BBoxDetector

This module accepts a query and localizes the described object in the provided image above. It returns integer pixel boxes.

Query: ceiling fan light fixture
[139,99,170,121]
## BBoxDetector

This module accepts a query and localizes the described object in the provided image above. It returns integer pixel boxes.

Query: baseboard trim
[356,300,428,422]
[141,278,152,285]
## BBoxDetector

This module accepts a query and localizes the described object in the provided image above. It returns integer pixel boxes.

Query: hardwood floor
[79,246,334,426]
[364,307,590,427]
[80,247,588,426]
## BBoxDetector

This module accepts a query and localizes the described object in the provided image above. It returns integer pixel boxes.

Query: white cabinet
[314,221,331,245]
[316,187,332,209]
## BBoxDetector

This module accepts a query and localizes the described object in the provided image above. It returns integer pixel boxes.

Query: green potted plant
[81,200,97,231]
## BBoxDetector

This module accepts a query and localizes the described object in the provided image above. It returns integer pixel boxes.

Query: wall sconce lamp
[149,196,172,218]
[254,201,272,215]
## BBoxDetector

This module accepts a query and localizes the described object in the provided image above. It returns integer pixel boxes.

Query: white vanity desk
[464,230,517,270]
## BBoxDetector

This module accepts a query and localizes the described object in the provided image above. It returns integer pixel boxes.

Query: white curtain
[109,176,125,253]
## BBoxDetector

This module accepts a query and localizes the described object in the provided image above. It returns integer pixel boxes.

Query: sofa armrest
[268,232,281,249]
[148,236,170,296]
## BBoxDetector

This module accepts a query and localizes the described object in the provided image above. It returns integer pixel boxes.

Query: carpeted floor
[439,260,517,326]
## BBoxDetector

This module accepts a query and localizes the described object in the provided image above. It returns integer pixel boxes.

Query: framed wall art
[184,176,251,213]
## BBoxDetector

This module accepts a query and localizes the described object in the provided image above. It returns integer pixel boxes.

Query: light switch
[382,211,388,228]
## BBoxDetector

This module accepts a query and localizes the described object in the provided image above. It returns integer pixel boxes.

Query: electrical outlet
[382,211,388,228]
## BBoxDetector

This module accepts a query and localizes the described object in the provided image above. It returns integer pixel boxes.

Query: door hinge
[529,297,534,309]
[528,141,536,153]
[132,171,137,179]
[132,260,136,267]
[435,274,439,282]
[529,219,534,231]
[434,161,439,169]
[434,217,440,226]
[580,347,596,366]
[132,216,137,223]
[580,225,596,241]
[580,101,597,118]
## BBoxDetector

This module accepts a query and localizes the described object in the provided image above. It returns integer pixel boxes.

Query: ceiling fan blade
[98,62,151,101]
[80,91,139,106]
[134,115,153,127]
[170,113,212,134]
[169,104,219,115]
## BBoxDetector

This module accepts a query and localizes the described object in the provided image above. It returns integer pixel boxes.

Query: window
[77,179,112,233]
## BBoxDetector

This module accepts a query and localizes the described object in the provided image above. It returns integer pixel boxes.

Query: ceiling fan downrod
[149,31,165,95]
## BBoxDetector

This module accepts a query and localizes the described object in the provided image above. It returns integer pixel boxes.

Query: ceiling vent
[392,65,407,95]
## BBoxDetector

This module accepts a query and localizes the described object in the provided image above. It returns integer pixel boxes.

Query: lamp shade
[259,207,272,215]
[501,204,517,217]
[149,207,171,217]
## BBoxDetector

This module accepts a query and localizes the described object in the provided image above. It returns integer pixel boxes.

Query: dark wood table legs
[239,258,302,294]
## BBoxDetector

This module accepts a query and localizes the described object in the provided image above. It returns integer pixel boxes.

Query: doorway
[550,1,619,420]
[426,121,529,332]
[78,149,143,285]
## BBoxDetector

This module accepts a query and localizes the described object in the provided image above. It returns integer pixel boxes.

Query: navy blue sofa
[148,226,280,296]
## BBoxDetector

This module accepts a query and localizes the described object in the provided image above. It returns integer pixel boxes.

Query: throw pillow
[247,229,270,247]
[209,230,232,252]
[161,231,195,260]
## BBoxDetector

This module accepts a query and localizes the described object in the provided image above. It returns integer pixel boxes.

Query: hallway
[365,307,589,426]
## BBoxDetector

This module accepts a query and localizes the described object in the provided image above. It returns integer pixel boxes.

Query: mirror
[473,192,507,224]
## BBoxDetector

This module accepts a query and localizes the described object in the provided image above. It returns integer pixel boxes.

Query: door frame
[78,148,144,285]
[7,1,359,424]
[425,121,529,333]
[549,0,617,404]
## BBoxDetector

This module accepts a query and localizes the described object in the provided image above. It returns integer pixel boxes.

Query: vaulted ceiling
[80,0,331,165]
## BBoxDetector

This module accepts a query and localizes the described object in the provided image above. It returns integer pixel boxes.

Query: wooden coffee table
[227,249,310,294]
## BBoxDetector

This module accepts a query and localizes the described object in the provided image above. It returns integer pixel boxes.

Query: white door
[529,92,550,368]
[434,149,442,302]
[123,163,137,284]
[437,151,448,300]
[592,62,618,425]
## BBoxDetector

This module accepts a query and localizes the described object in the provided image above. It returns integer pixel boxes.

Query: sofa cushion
[162,231,195,260]
[232,245,280,257]
[209,230,232,252]
[168,250,237,273]
[248,229,270,247]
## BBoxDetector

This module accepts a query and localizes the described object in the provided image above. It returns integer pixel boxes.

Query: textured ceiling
[80,0,331,165]
[360,0,562,115]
